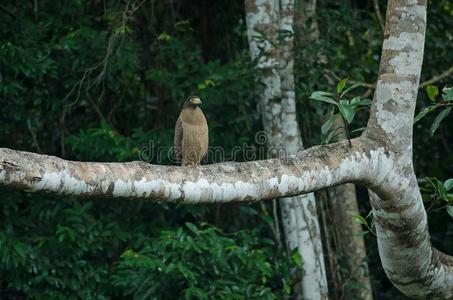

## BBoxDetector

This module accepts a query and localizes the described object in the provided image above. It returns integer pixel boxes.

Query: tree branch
[419,65,453,88]
[0,4,16,19]
[327,65,453,93]
[0,138,382,203]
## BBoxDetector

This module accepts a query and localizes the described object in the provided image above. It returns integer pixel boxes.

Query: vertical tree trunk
[245,0,328,298]
[295,0,319,42]
[294,1,373,298]
[320,118,373,300]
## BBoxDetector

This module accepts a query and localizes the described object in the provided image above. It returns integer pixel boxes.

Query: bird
[174,96,208,166]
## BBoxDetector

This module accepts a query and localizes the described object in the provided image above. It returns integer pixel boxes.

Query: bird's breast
[182,123,208,147]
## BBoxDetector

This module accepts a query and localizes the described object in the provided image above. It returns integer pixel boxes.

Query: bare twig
[33,0,38,20]
[325,69,375,89]
[348,80,375,89]
[361,88,373,99]
[272,199,282,249]
[326,65,453,93]
[260,201,282,249]
[59,107,67,157]
[86,90,109,124]
[419,65,453,88]
[61,0,146,112]
[27,125,42,153]
[373,0,385,34]
[0,4,16,19]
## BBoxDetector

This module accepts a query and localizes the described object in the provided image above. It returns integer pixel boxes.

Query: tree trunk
[2,1,453,298]
[244,0,328,298]
[295,0,373,297]
[323,118,373,300]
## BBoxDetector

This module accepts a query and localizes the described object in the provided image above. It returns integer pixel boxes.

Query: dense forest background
[0,0,452,299]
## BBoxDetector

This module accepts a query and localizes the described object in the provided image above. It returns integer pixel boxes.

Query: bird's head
[183,96,202,109]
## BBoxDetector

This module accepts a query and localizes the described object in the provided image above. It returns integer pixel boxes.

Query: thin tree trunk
[295,0,373,297]
[295,0,319,42]
[326,184,372,299]
[245,0,328,298]
[324,118,373,300]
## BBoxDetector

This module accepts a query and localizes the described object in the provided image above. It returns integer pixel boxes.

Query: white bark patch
[374,81,414,135]
[383,32,424,52]
[34,170,94,194]
[112,178,182,199]
[164,147,394,203]
[389,51,422,76]
[183,179,258,202]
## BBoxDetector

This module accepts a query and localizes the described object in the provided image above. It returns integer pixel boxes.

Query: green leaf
[56,226,76,242]
[357,98,372,106]
[309,91,338,106]
[444,179,453,192]
[437,180,449,202]
[430,107,451,136]
[442,87,453,101]
[426,85,439,101]
[283,281,291,295]
[350,97,360,105]
[321,127,343,144]
[185,222,200,236]
[339,104,355,124]
[446,206,453,219]
[353,215,368,226]
[336,79,348,94]
[350,97,372,107]
[351,127,366,133]
[340,83,362,99]
[13,242,27,259]
[321,114,338,135]
[291,251,303,268]
[414,105,437,123]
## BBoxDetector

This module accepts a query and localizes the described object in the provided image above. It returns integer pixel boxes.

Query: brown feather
[173,117,183,164]
[174,106,208,166]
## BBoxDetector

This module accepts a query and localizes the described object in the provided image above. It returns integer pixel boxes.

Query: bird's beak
[190,97,202,105]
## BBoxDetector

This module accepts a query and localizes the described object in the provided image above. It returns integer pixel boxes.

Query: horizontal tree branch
[419,65,453,89]
[0,137,385,203]
[326,66,453,92]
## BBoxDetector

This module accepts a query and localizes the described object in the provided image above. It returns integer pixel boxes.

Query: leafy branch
[415,85,453,136]
[309,79,371,146]
[420,177,453,217]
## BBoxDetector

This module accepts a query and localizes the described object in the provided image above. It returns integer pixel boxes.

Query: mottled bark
[364,1,453,298]
[296,0,372,296]
[326,184,372,299]
[245,0,327,298]
[0,139,378,203]
[0,0,452,298]
[295,0,319,42]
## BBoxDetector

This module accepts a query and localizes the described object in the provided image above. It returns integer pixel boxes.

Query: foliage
[0,1,282,299]
[0,191,292,299]
[309,80,371,144]
[113,223,294,299]
[420,177,453,216]
[415,86,452,135]
[297,2,452,298]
